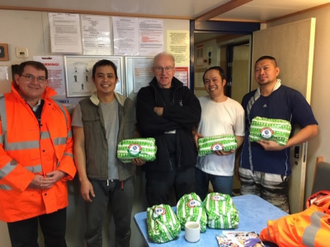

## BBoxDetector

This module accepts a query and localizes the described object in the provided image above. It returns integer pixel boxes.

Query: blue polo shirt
[240,85,318,176]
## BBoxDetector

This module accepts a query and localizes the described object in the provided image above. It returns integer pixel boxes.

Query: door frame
[190,20,260,90]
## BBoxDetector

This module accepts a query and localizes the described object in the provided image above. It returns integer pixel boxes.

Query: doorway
[193,33,251,101]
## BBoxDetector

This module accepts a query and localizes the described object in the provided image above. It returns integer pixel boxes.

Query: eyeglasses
[21,74,47,83]
[153,66,174,72]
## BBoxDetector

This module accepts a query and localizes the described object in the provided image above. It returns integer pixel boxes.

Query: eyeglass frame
[152,66,175,73]
[20,74,47,83]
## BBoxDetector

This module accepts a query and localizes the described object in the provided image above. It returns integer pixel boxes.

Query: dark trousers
[7,208,67,247]
[145,159,195,206]
[85,176,135,247]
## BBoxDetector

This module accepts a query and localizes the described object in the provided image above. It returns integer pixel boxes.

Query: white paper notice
[0,66,8,81]
[167,30,189,66]
[195,72,204,88]
[49,13,82,54]
[33,56,66,96]
[81,15,111,55]
[113,17,139,55]
[0,66,10,93]
[133,58,154,93]
[139,19,163,56]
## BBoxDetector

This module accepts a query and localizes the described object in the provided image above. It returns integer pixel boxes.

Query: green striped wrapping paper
[198,135,238,157]
[176,192,207,232]
[249,117,291,145]
[204,192,239,229]
[147,204,181,243]
[117,138,157,163]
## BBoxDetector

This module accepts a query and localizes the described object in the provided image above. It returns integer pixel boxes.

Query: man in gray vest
[72,59,144,247]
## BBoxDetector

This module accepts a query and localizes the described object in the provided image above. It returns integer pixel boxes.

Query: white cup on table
[184,221,200,243]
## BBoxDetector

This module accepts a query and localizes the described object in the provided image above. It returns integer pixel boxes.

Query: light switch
[15,47,28,58]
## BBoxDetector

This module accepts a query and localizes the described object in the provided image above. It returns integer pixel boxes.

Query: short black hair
[17,61,48,79]
[255,55,278,67]
[202,66,226,83]
[92,59,118,79]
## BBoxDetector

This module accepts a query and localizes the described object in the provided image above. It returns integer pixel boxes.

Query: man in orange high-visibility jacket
[0,61,76,247]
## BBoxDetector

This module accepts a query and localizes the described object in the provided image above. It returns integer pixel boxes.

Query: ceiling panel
[0,0,229,18]
[0,0,329,21]
[212,0,330,22]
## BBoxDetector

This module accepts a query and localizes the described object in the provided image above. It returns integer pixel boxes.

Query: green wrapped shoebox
[117,137,157,163]
[249,116,291,145]
[147,204,181,243]
[176,192,207,232]
[198,135,237,157]
[204,192,239,229]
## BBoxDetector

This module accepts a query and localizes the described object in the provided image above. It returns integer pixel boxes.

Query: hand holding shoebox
[249,116,291,145]
[198,135,238,157]
[117,137,157,163]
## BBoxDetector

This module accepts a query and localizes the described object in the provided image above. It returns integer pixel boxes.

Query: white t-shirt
[196,96,245,176]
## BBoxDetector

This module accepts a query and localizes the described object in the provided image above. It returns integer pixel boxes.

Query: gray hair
[153,52,175,67]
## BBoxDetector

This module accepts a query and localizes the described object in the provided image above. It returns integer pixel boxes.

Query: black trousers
[145,157,195,206]
[7,208,67,247]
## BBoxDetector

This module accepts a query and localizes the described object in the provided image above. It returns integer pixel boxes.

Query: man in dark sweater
[136,52,201,206]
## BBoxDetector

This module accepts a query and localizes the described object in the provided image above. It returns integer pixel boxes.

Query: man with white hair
[136,52,201,206]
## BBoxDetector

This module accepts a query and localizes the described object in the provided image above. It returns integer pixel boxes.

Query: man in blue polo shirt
[239,55,318,213]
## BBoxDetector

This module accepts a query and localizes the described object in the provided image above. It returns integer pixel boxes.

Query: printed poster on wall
[64,56,123,97]
[48,13,82,54]
[132,58,153,93]
[175,67,189,87]
[139,18,163,56]
[167,30,189,66]
[81,15,112,55]
[33,56,66,96]
[113,17,164,56]
[113,17,139,56]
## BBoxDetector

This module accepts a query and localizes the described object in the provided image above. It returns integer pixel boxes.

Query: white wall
[0,10,50,93]
[0,9,189,247]
[265,5,330,202]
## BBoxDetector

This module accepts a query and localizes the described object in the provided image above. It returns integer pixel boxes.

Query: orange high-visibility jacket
[260,191,330,247]
[0,82,76,222]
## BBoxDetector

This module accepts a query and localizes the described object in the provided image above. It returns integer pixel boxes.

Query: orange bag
[260,191,330,247]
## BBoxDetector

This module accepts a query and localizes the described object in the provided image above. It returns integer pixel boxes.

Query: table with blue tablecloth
[134,194,288,247]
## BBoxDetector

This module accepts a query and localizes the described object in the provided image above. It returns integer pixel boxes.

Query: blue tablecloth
[134,194,288,247]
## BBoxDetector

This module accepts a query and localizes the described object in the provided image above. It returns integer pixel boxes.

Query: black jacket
[136,77,201,172]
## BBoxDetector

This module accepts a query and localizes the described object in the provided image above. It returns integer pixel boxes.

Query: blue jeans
[85,176,135,247]
[195,167,233,201]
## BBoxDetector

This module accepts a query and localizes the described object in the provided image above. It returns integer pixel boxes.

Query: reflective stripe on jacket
[260,191,330,247]
[0,82,76,222]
